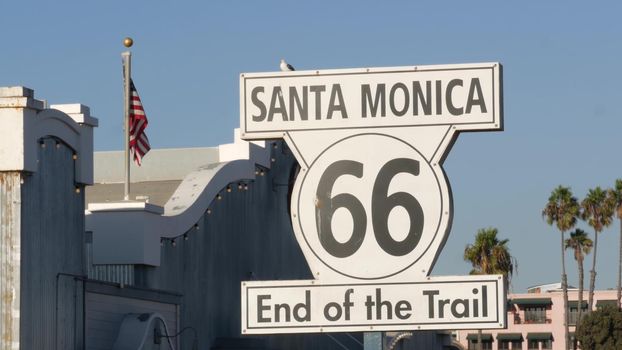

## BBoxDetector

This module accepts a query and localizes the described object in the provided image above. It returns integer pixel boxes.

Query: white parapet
[0,87,98,184]
[218,128,270,167]
[0,87,98,349]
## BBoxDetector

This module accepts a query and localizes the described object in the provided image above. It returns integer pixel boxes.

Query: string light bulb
[184,233,189,241]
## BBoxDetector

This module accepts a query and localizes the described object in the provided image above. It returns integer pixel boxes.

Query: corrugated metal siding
[85,292,177,350]
[0,172,21,350]
[135,142,356,350]
[86,238,135,285]
[88,264,134,286]
[20,138,86,349]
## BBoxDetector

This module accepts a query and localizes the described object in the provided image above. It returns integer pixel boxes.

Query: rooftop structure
[526,283,577,294]
[87,147,219,206]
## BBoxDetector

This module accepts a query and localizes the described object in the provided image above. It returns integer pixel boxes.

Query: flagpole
[122,37,133,201]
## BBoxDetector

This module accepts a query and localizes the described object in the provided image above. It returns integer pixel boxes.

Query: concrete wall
[0,172,22,350]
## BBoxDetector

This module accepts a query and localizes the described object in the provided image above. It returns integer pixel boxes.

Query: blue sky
[2,1,621,292]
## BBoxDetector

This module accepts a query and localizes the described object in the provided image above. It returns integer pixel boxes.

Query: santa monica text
[249,78,488,122]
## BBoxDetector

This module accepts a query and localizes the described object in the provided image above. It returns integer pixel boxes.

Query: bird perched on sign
[280,59,295,71]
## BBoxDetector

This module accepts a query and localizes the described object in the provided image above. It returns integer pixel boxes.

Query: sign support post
[364,332,384,350]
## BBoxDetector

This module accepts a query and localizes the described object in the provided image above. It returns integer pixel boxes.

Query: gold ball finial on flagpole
[123,37,134,48]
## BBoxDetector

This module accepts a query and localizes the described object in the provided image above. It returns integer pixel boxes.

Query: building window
[468,340,492,350]
[527,339,552,350]
[568,306,579,325]
[524,307,547,323]
[499,340,523,350]
[568,305,587,325]
[596,300,618,310]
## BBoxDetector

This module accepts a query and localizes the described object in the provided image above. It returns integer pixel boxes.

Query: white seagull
[280,59,295,71]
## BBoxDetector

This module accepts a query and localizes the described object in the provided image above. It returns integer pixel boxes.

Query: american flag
[128,79,150,165]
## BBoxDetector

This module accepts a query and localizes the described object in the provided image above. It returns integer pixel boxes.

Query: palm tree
[464,227,516,350]
[608,179,622,309]
[464,228,516,279]
[565,228,593,350]
[581,187,614,312]
[543,185,579,350]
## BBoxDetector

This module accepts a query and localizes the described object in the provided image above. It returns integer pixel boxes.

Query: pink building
[454,283,619,350]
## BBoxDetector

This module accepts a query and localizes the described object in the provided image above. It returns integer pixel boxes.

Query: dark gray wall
[20,137,85,349]
[134,142,359,350]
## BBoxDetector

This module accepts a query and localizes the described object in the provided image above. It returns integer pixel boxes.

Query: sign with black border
[239,62,505,334]
[240,63,502,139]
[242,275,506,334]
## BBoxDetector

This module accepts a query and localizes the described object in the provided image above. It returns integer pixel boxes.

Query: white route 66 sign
[240,62,502,282]
[239,62,505,334]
